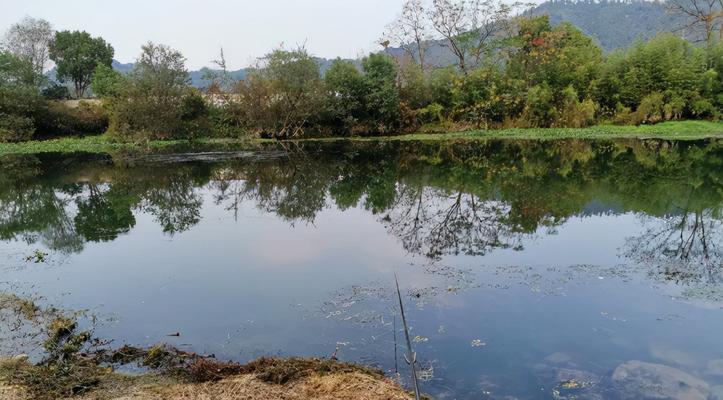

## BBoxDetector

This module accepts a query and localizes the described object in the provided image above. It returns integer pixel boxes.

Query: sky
[0,0,410,70]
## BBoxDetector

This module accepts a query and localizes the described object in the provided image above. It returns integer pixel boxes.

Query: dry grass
[0,356,414,400]
[1,367,412,400]
[135,371,412,400]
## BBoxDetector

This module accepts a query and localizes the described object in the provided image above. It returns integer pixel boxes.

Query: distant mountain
[104,57,341,89]
[382,0,698,67]
[111,60,134,74]
[527,0,699,51]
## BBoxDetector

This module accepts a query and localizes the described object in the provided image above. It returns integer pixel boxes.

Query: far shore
[0,120,721,156]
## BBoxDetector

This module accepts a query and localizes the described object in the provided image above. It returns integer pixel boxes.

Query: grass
[353,120,723,142]
[0,135,188,156]
[0,121,721,156]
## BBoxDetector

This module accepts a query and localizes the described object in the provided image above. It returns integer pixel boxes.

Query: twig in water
[395,274,421,400]
[393,315,399,375]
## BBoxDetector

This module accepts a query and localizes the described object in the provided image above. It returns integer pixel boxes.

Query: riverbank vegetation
[0,120,720,156]
[1,0,722,143]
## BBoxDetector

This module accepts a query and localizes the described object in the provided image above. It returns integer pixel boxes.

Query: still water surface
[1,139,722,399]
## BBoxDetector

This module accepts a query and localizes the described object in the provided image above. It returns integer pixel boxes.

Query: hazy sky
[0,0,410,70]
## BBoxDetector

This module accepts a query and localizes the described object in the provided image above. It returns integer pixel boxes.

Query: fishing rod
[395,273,421,400]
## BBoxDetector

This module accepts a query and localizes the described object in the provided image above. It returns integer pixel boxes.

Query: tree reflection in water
[625,209,722,287]
[0,139,720,284]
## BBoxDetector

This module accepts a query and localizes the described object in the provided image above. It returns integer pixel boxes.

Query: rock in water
[612,361,710,400]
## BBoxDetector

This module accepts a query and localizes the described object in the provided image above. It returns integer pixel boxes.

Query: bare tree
[2,17,54,79]
[383,0,432,71]
[667,0,723,45]
[466,0,520,68]
[428,0,519,73]
[429,0,469,72]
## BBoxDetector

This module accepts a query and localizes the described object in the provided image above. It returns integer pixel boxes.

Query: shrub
[108,43,198,141]
[34,101,109,137]
[178,91,211,139]
[41,83,70,100]
[418,102,445,124]
[520,85,557,127]
[691,98,717,118]
[0,113,35,142]
[634,92,665,124]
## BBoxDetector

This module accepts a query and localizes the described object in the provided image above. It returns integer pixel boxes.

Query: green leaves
[49,31,114,98]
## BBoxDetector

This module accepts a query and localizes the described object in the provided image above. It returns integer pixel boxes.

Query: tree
[362,54,401,132]
[203,47,237,94]
[2,17,54,82]
[384,0,431,71]
[325,59,367,132]
[0,51,42,142]
[667,0,723,45]
[429,0,518,73]
[507,17,602,96]
[109,42,200,139]
[429,0,469,71]
[505,16,603,126]
[91,63,124,98]
[237,47,325,138]
[594,33,709,116]
[49,31,114,98]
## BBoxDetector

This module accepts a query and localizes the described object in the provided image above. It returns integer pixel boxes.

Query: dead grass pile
[139,370,413,400]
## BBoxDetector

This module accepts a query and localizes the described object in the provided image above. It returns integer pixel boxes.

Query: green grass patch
[1,121,721,156]
[344,121,723,142]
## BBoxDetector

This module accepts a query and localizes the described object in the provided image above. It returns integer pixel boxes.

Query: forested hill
[527,0,696,50]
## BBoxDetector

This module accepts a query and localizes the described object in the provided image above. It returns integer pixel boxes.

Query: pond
[0,139,722,399]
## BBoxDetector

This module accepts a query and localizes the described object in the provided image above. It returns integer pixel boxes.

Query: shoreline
[0,121,721,156]
[0,356,414,400]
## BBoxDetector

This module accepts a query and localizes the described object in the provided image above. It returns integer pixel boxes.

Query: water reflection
[2,139,721,264]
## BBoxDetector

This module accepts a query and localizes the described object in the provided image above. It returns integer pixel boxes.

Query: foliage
[235,47,326,138]
[49,30,114,98]
[34,101,109,138]
[1,11,722,142]
[41,83,69,100]
[0,51,42,142]
[361,54,402,133]
[528,0,695,51]
[595,33,716,121]
[91,63,125,98]
[109,42,208,140]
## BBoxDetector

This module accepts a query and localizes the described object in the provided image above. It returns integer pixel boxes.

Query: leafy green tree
[237,47,325,138]
[428,66,459,108]
[362,53,401,133]
[507,17,602,99]
[0,51,42,142]
[91,63,124,98]
[325,59,367,133]
[109,42,206,140]
[49,31,114,98]
[505,16,602,127]
[595,33,711,119]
